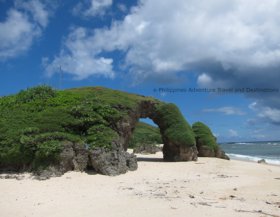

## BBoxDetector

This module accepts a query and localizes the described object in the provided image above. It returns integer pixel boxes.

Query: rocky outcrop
[215,146,230,160]
[195,144,229,160]
[0,86,230,178]
[133,144,162,154]
[193,122,229,160]
[118,100,198,162]
[89,148,137,176]
[35,144,137,179]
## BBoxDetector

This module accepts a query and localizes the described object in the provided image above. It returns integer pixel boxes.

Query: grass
[192,122,218,151]
[155,103,195,146]
[128,122,162,148]
[0,85,197,171]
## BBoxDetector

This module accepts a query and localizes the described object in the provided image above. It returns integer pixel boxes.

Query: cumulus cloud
[0,0,50,59]
[249,102,280,125]
[73,0,112,17]
[43,27,114,80]
[46,0,280,121]
[197,73,213,87]
[203,106,245,115]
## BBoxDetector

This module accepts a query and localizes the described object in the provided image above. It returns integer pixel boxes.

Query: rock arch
[117,100,198,161]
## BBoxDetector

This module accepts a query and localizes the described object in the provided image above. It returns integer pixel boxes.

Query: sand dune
[1,152,280,217]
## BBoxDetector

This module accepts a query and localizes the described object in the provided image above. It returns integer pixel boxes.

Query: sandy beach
[1,152,280,217]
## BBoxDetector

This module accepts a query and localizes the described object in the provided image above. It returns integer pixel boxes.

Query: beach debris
[258,159,267,164]
[235,209,280,217]
[233,188,237,191]
[198,202,212,206]
[266,201,280,208]
[274,178,280,180]
[189,194,195,199]
[215,205,226,209]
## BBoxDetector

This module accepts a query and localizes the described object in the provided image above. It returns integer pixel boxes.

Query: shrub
[155,103,195,146]
[128,122,162,148]
[192,122,218,151]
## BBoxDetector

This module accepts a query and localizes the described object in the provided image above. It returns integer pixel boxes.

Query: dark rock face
[196,140,229,160]
[89,148,137,176]
[36,144,137,179]
[59,142,88,173]
[133,144,162,154]
[215,147,230,160]
[257,159,266,164]
[35,142,89,180]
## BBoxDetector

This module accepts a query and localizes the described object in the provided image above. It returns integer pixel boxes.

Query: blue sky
[1,0,280,142]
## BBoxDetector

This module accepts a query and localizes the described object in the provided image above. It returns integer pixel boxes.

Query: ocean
[219,141,280,166]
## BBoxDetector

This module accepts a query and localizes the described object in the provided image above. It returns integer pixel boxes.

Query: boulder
[133,144,162,154]
[89,148,137,176]
[192,122,229,160]
[257,159,267,164]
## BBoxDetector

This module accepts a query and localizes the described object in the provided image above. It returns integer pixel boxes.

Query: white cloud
[197,73,213,87]
[15,0,49,27]
[203,106,245,115]
[228,129,238,137]
[258,107,280,124]
[85,0,280,75]
[248,101,280,124]
[44,27,114,80]
[73,0,112,17]
[0,0,50,59]
[47,0,280,101]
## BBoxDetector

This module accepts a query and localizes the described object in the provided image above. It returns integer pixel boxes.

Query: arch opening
[128,118,163,156]
[119,100,198,162]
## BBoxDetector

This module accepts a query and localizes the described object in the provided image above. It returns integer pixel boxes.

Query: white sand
[1,152,280,217]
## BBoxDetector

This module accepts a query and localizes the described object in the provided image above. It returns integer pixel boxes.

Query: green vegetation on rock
[155,103,195,146]
[0,86,137,170]
[128,122,162,148]
[0,85,199,172]
[192,122,218,151]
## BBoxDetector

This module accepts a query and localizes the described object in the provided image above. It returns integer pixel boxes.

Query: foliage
[0,86,151,170]
[128,122,162,148]
[192,122,218,151]
[155,103,195,146]
[0,85,197,171]
[17,85,57,103]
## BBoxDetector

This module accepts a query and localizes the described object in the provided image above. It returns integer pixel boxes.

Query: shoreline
[1,152,280,217]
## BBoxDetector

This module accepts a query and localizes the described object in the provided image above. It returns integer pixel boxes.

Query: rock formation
[0,86,228,178]
[192,122,229,160]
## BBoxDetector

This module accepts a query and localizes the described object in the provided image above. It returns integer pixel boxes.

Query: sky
[1,0,280,142]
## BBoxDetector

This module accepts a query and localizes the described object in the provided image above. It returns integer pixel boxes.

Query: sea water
[219,141,280,166]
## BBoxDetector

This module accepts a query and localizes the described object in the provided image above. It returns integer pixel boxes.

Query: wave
[227,153,280,166]
[267,142,280,146]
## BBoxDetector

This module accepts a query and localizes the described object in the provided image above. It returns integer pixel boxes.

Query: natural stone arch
[118,100,198,161]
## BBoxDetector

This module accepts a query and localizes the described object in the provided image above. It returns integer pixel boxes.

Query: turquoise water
[219,141,280,165]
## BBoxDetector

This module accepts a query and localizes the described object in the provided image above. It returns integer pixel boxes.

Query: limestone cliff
[0,86,198,177]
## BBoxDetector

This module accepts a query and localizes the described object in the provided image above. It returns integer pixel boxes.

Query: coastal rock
[192,122,229,160]
[35,142,89,180]
[119,100,198,161]
[59,142,88,173]
[0,86,225,178]
[133,144,162,154]
[257,159,267,164]
[215,147,230,160]
[89,148,137,176]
